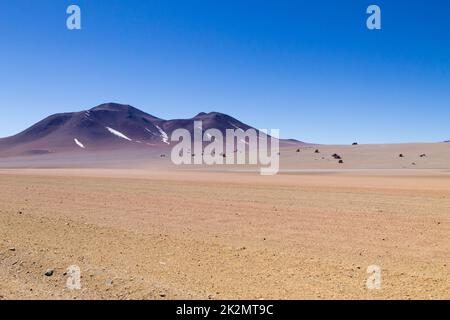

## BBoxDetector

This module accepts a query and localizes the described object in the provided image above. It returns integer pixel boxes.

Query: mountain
[0,103,304,158]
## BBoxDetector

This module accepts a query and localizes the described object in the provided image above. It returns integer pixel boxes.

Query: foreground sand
[1,169,450,299]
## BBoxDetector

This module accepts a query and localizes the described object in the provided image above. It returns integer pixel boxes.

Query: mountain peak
[193,111,227,119]
[90,103,136,112]
[88,103,161,120]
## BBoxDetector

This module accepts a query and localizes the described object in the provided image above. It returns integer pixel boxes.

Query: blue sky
[0,0,449,143]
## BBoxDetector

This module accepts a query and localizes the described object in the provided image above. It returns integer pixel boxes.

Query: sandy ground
[1,142,449,170]
[1,168,450,300]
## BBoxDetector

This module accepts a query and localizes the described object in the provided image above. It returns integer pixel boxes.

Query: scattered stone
[352,142,358,145]
[296,149,300,153]
[420,154,426,158]
[412,162,416,166]
[105,279,114,286]
[399,154,404,158]
[338,160,344,164]
[332,153,342,160]
[8,247,16,252]
[314,149,320,154]
[159,293,167,298]
[44,269,54,277]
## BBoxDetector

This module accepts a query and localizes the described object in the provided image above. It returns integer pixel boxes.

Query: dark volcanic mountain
[0,103,304,157]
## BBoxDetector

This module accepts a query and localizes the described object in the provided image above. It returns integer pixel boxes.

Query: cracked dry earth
[1,169,450,299]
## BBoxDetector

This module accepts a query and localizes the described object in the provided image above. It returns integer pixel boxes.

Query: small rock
[8,247,16,252]
[45,269,54,277]
[105,279,113,286]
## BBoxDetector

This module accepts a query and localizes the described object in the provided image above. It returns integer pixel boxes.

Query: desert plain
[1,143,450,300]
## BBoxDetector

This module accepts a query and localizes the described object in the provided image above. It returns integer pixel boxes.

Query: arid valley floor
[1,164,450,299]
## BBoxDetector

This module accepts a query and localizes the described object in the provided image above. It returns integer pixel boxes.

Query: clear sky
[0,0,449,144]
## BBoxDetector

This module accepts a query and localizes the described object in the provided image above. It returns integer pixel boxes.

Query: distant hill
[0,103,305,157]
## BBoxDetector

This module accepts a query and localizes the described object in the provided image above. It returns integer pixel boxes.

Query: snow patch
[155,125,170,144]
[106,127,132,141]
[145,128,157,136]
[74,138,85,149]
[231,123,242,130]
[240,139,249,145]
[84,111,91,119]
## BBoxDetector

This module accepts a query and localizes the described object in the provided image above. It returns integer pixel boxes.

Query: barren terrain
[1,168,450,299]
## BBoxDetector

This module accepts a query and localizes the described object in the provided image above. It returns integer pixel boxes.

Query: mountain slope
[0,103,304,157]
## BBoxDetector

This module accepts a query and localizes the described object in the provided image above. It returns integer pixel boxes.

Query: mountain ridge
[0,103,305,157]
